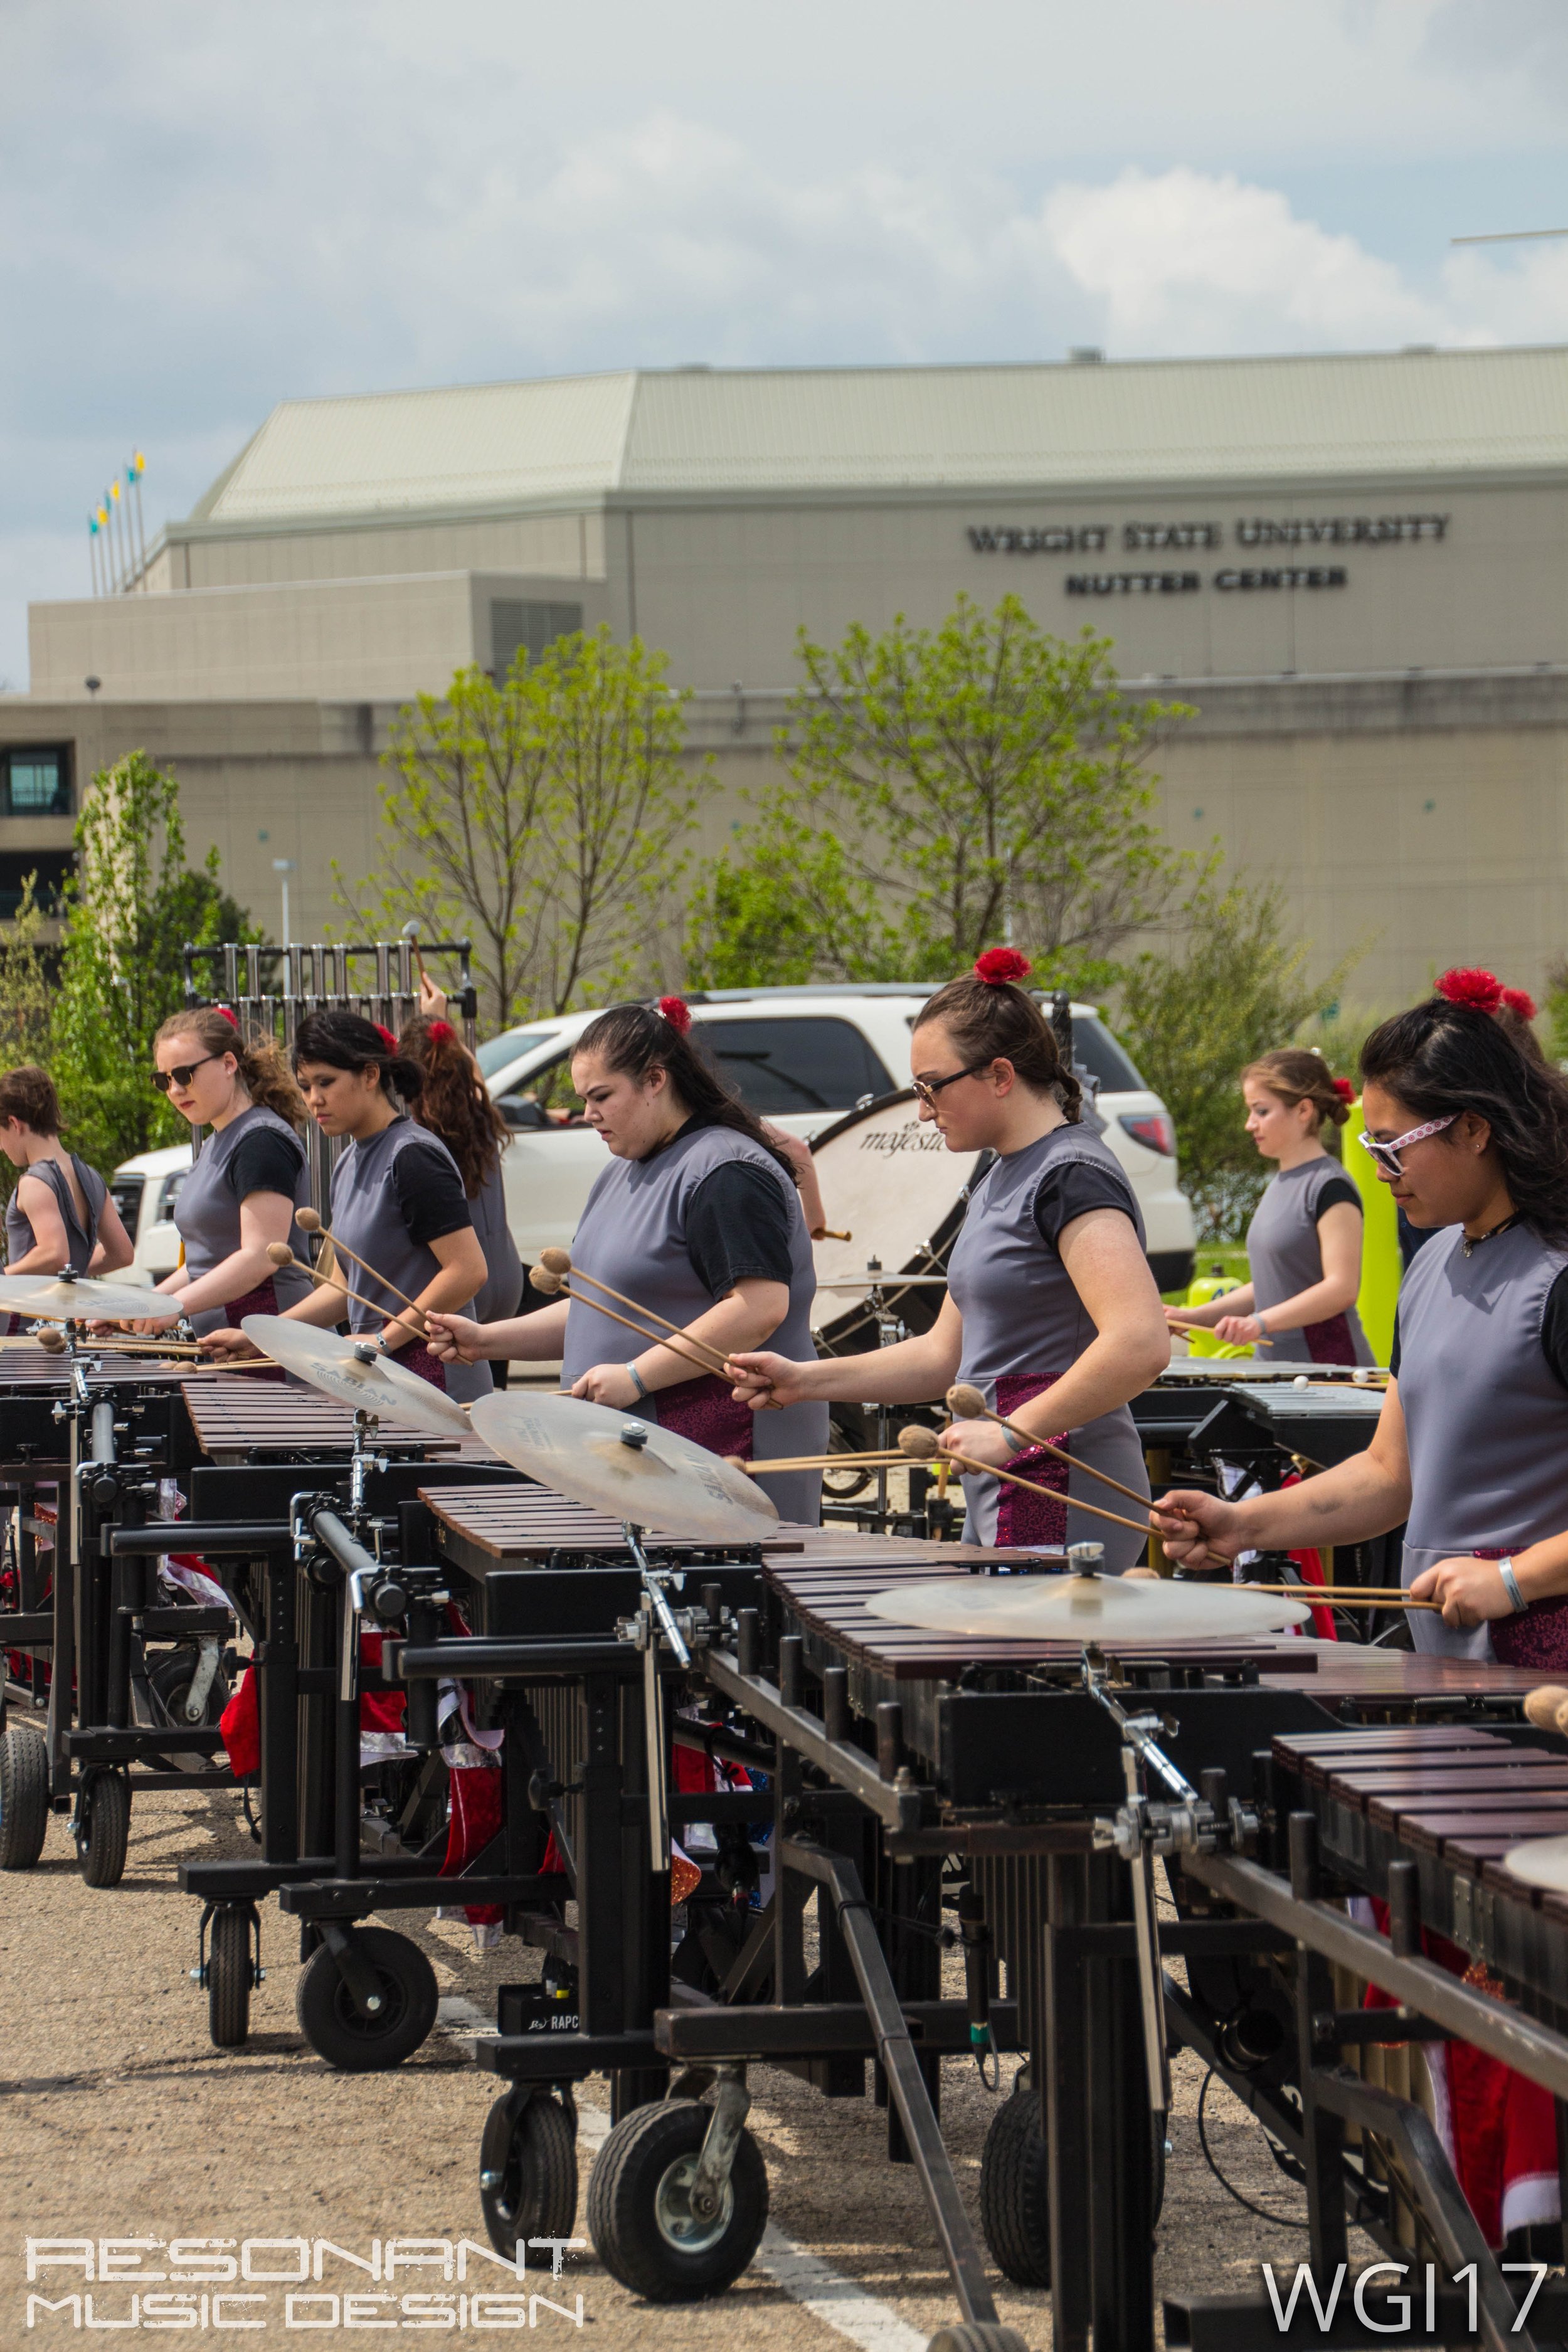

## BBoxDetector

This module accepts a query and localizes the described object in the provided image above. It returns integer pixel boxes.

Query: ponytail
[917,951,1083,1120]
[397,1014,507,1195]
[292,1009,425,1104]
[574,1000,797,1177]
[1241,1048,1351,1130]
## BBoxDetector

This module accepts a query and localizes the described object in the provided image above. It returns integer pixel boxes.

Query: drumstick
[723,1451,908,1475]
[294,1207,431,1326]
[266,1243,426,1344]
[529,1264,735,1383]
[401,920,428,989]
[812,1227,852,1242]
[898,1426,1157,1542]
[945,1382,1180,1517]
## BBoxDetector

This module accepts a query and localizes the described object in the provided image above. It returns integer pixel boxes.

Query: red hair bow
[1331,1077,1354,1103]
[213,1004,240,1029]
[374,1024,398,1052]
[657,995,692,1036]
[1501,986,1538,1022]
[974,947,1032,987]
[427,1020,457,1045]
[1436,967,1503,1014]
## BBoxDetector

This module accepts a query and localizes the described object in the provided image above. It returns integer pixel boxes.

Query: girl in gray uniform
[729,952,1170,1567]
[1171,1049,1372,1367]
[1156,969,1568,1666]
[428,997,829,1523]
[204,1011,489,1392]
[140,1008,314,1335]
[0,1064,132,1277]
[398,994,522,1329]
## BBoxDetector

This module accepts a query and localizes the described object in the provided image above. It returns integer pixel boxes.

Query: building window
[0,851,75,918]
[491,601,583,679]
[2,746,72,818]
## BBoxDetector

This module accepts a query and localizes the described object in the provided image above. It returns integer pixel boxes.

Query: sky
[2,0,1566,688]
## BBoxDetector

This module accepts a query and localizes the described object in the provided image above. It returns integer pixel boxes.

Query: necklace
[1461,1211,1520,1258]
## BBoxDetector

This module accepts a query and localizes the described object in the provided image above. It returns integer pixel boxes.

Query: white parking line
[440,2004,934,2352]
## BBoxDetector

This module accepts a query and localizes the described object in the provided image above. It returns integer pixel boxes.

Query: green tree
[52,751,253,1171]
[1113,868,1360,1242]
[686,809,911,988]
[339,628,699,1027]
[691,596,1190,989]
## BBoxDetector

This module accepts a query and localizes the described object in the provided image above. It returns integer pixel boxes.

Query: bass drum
[808,1091,985,1358]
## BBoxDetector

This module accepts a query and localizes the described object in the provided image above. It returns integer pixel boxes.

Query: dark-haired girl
[428,997,829,1521]
[1170,1049,1371,1367]
[137,1008,314,1334]
[729,951,1170,1565]
[0,1064,132,1278]
[203,1010,487,1392]
[399,982,522,1331]
[1156,967,1568,1665]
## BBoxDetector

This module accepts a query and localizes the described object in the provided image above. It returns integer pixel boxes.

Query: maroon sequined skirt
[990,1374,1069,1548]
[1468,1547,1568,1670]
[389,1343,449,1392]
[654,1372,753,1461]
[222,1278,285,1380]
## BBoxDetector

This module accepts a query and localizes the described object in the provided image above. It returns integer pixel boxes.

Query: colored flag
[129,451,146,479]
[109,479,120,503]
[95,505,109,527]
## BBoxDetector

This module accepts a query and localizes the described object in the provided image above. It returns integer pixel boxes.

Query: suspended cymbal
[469,1391,780,1542]
[865,1573,1311,1643]
[240,1316,470,1439]
[1505,1835,1568,1895]
[0,1273,188,1323]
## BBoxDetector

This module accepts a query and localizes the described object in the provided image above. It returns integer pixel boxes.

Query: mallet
[946,1382,1177,1516]
[294,1207,430,1329]
[537,1247,733,1370]
[267,1242,426,1345]
[898,1424,1158,1543]
[529,1262,733,1382]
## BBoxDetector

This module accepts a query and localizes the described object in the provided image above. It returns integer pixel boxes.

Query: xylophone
[625,1549,1565,2352]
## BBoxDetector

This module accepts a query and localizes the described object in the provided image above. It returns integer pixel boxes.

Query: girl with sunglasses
[0,1064,133,1279]
[727,951,1170,1564]
[1167,1049,1372,1367]
[203,1010,489,1392]
[1155,969,1568,1663]
[137,1008,314,1335]
[426,997,830,1520]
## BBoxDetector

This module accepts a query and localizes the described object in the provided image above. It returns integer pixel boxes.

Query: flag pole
[87,519,100,598]
[130,454,148,588]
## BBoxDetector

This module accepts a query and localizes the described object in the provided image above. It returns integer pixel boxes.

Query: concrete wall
[29,571,606,704]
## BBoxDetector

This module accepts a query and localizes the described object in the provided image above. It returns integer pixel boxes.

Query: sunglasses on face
[911,1059,993,1110]
[152,1053,223,1094]
[1358,1112,1459,1177]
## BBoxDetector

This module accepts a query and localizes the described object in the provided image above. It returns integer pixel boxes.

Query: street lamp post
[272,857,297,948]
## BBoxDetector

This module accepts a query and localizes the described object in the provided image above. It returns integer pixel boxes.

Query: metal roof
[189,348,1568,525]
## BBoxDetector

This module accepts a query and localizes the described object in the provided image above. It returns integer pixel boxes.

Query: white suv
[112,987,1195,1291]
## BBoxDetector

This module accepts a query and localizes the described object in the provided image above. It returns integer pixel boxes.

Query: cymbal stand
[863,1259,905,1523]
[620,1517,696,1877]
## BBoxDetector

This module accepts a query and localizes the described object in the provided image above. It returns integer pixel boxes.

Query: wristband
[625,1360,649,1401]
[1497,1557,1526,1614]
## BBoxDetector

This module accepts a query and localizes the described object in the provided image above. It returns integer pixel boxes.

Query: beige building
[7,348,1568,997]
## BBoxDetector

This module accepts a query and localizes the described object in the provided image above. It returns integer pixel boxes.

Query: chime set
[8,1257,1568,2349]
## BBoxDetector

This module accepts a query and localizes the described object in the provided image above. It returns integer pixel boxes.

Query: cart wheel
[0,1719,50,1870]
[294,1927,438,2071]
[208,1905,255,2049]
[978,2084,1051,2286]
[76,1769,130,1889]
[928,2328,1030,2352]
[586,2097,767,2302]
[480,2089,578,2258]
[147,1648,231,1773]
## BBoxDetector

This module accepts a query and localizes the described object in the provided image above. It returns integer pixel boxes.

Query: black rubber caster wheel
[586,2097,768,2302]
[76,1769,130,1889]
[0,1719,49,1870]
[294,1926,438,2070]
[978,2085,1051,2286]
[208,1905,255,2049]
[480,2089,578,2258]
[928,2328,1030,2352]
[147,1647,231,1774]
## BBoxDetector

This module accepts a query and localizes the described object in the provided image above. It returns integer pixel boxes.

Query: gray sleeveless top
[5,1155,107,1276]
[1245,1157,1371,1366]
[329,1116,490,1402]
[562,1123,828,1524]
[174,1105,314,1336]
[470,1155,523,1325]
[946,1121,1151,1569]
[1397,1221,1568,1660]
